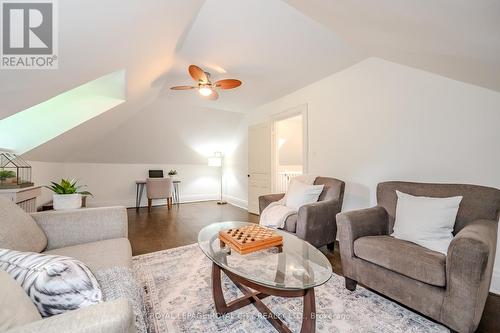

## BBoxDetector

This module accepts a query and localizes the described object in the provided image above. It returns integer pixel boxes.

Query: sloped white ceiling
[285,0,500,92]
[4,0,500,162]
[17,0,364,161]
[1,0,205,120]
[3,0,206,161]
[158,0,364,111]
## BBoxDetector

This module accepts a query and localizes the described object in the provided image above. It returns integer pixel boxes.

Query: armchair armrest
[296,199,342,247]
[6,299,135,333]
[336,206,389,258]
[31,207,128,251]
[258,193,285,214]
[442,219,498,333]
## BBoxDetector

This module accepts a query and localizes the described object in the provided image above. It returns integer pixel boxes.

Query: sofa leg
[148,199,152,212]
[345,277,357,291]
[327,242,335,251]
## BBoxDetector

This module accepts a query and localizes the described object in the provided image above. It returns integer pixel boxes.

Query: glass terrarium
[0,152,33,189]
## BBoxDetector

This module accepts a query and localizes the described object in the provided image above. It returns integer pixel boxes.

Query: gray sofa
[0,197,136,333]
[259,176,345,249]
[337,181,500,333]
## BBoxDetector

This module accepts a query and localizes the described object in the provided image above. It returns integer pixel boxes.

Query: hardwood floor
[127,201,499,333]
[128,201,259,255]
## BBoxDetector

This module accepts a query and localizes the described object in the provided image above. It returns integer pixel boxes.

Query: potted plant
[45,178,92,210]
[0,170,16,185]
[168,169,178,179]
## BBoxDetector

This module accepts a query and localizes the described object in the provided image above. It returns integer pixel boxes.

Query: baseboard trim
[491,269,500,295]
[85,193,220,209]
[225,195,248,210]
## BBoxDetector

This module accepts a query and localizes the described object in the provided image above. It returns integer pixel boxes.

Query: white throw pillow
[0,248,103,317]
[392,191,462,255]
[285,179,324,210]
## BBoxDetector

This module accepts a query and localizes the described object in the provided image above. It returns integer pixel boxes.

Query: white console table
[0,186,41,212]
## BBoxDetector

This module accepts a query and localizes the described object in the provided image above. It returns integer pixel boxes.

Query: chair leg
[167,197,172,210]
[327,242,335,251]
[148,198,152,212]
[345,277,357,291]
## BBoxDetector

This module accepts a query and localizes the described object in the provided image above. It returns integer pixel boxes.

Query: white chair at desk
[135,179,181,210]
[146,178,173,211]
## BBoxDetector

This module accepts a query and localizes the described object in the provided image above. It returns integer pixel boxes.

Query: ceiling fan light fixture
[171,65,240,101]
[199,86,213,96]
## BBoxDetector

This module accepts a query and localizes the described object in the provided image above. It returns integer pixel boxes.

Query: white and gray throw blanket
[259,174,318,229]
[95,266,147,333]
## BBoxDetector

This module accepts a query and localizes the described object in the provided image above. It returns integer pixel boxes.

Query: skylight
[0,70,126,154]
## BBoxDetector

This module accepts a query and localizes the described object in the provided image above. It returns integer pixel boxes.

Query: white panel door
[248,123,271,215]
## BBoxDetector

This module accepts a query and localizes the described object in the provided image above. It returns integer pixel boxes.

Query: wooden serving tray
[218,225,283,255]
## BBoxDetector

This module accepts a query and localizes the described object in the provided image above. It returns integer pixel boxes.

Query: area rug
[132,243,448,333]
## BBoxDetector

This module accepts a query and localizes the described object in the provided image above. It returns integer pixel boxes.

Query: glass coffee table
[198,221,332,333]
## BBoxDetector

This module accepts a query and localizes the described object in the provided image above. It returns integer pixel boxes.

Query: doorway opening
[272,105,307,193]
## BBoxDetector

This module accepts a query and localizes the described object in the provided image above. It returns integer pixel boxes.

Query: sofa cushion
[0,270,42,330]
[0,197,47,252]
[44,238,132,272]
[354,235,446,287]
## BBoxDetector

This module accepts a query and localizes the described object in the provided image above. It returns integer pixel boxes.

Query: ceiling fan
[170,65,242,100]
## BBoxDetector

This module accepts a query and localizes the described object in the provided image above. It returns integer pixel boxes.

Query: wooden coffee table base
[211,263,316,333]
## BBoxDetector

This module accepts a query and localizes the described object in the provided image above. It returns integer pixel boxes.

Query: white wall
[30,162,222,207]
[248,57,500,293]
[29,161,67,205]
[27,99,250,209]
[223,118,250,209]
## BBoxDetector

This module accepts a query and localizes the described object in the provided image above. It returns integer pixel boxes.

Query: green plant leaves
[0,170,16,180]
[45,178,93,196]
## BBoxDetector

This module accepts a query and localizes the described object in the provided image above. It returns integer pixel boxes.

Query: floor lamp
[208,152,227,205]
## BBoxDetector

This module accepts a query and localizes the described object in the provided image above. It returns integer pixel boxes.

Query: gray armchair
[337,181,500,333]
[259,177,345,249]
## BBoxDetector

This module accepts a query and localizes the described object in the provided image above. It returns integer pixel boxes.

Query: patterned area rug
[132,243,448,333]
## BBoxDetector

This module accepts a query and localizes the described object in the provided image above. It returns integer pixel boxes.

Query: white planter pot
[53,194,82,210]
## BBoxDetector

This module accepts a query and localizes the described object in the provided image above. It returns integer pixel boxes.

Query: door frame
[270,104,308,192]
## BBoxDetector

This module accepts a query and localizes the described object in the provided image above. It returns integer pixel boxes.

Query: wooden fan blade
[189,65,208,83]
[214,79,242,89]
[170,85,195,90]
[206,90,219,100]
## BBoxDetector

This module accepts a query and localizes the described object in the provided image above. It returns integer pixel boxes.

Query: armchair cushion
[392,190,462,254]
[44,238,132,272]
[285,180,323,209]
[354,235,446,287]
[31,207,128,250]
[0,197,47,252]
